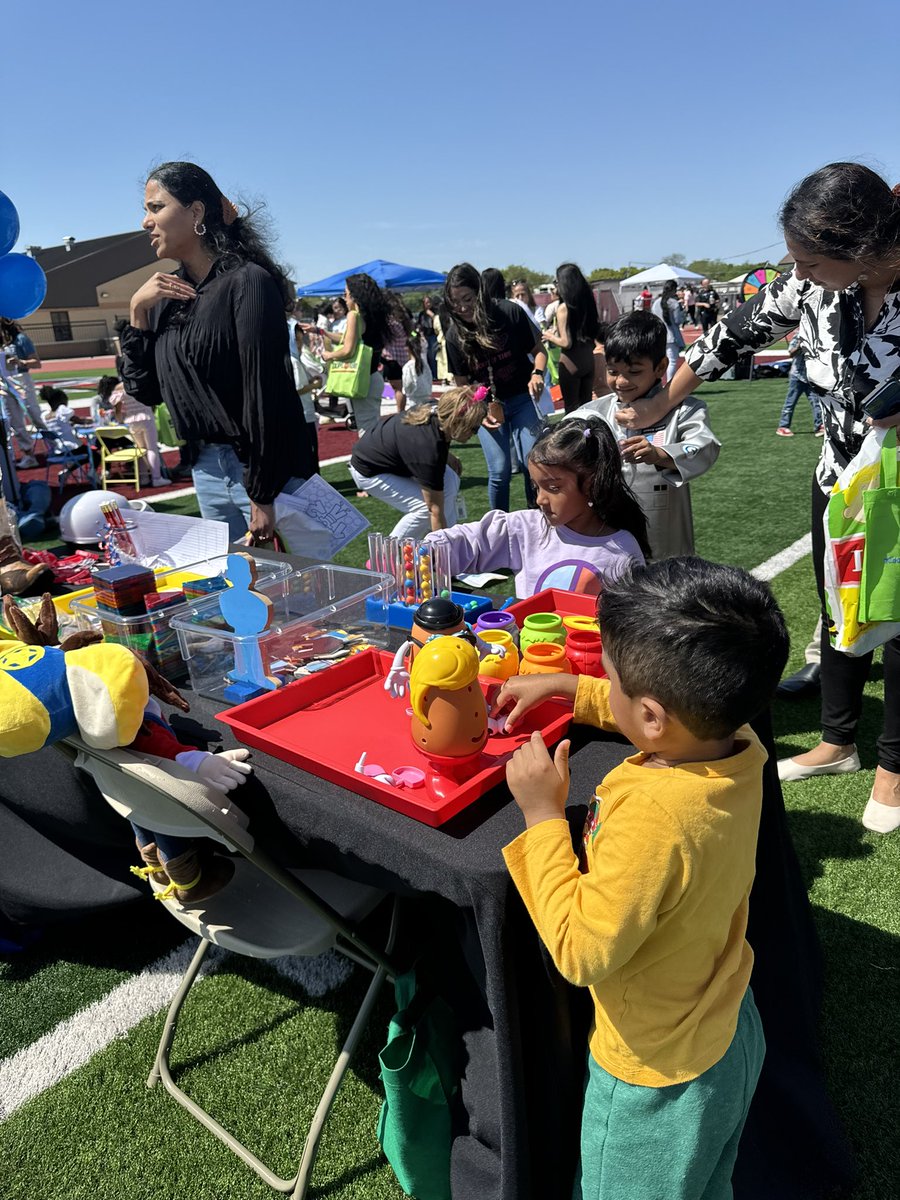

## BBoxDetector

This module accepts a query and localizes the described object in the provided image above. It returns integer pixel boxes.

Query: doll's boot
[156,848,234,904]
[0,536,52,596]
[129,840,170,886]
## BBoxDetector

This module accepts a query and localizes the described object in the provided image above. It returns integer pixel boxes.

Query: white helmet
[59,491,128,545]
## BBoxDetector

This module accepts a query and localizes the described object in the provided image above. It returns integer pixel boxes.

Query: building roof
[32,232,159,308]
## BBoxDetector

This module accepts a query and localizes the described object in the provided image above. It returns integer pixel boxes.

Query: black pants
[700,307,717,334]
[559,341,595,414]
[811,473,900,769]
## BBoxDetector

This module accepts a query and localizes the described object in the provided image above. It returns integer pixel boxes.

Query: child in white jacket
[566,311,719,558]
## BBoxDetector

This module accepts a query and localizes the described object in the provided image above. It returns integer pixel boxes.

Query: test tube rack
[364,532,492,630]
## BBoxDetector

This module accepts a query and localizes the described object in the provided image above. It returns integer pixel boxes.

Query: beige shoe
[862,790,900,834]
[777,749,860,782]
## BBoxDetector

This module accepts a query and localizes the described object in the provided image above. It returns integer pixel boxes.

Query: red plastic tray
[506,588,599,623]
[217,648,573,827]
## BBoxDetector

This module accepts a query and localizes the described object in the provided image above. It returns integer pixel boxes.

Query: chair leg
[148,936,210,1089]
[291,962,389,1200]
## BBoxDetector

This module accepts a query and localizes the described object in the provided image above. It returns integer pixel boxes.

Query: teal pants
[575,989,764,1200]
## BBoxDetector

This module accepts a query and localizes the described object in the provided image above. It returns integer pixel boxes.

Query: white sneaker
[16,454,38,469]
[777,749,860,782]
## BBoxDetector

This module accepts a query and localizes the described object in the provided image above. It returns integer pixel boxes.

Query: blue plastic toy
[219,552,281,703]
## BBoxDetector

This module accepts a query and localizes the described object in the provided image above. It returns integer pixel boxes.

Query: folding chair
[34,430,97,493]
[55,736,401,1200]
[93,424,147,492]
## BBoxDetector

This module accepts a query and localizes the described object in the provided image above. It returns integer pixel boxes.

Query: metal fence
[27,320,111,346]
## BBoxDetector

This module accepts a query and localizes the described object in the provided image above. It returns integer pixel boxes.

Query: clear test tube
[431,541,452,600]
[400,537,418,606]
[384,536,401,603]
[368,531,383,575]
[416,541,435,604]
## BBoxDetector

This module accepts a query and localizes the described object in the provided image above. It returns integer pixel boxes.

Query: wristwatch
[531,369,543,376]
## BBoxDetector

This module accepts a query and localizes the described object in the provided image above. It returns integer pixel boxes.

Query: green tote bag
[376,969,459,1200]
[326,331,373,400]
[859,428,900,622]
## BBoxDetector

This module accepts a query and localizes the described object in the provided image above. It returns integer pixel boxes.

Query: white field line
[750,533,812,581]
[0,941,351,1122]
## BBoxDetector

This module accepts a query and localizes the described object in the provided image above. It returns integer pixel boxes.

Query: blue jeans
[778,376,822,430]
[131,823,192,861]
[193,444,253,541]
[477,391,543,510]
[193,444,306,542]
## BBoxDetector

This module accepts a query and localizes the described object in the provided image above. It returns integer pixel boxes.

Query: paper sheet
[274,475,369,558]
[125,509,230,569]
[455,571,508,587]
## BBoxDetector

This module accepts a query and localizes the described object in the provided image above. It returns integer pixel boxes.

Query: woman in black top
[542,262,601,413]
[349,386,487,538]
[443,262,547,510]
[121,161,314,543]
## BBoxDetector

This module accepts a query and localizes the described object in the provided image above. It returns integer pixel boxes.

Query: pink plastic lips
[359,761,425,789]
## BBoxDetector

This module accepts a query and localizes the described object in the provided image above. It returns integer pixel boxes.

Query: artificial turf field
[1,379,897,1199]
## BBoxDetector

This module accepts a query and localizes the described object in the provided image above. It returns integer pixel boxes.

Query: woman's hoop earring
[193,220,207,236]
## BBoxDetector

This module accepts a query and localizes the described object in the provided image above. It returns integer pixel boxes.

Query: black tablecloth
[0,604,854,1199]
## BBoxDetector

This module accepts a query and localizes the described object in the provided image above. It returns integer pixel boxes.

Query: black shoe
[775,662,821,699]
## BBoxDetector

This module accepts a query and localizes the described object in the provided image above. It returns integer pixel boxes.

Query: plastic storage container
[68,556,292,680]
[172,563,394,702]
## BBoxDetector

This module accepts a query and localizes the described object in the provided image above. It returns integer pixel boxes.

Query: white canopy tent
[619,264,705,287]
[617,263,705,312]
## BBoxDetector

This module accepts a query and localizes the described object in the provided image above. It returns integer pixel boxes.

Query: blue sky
[8,1,900,284]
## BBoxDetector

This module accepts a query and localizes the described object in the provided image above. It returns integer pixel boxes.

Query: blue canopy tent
[295,258,446,297]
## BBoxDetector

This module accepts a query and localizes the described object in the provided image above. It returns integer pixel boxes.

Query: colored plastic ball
[0,192,19,257]
[0,253,47,319]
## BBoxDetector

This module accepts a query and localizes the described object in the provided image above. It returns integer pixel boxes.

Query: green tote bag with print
[326,336,373,400]
[859,428,900,622]
[376,968,459,1200]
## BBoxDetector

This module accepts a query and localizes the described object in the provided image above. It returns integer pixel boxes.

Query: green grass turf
[31,368,106,383]
[3,379,897,1198]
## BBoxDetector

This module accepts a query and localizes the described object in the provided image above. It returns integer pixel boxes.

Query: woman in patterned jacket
[611,162,900,835]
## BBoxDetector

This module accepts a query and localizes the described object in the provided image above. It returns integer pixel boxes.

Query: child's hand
[506,731,571,826]
[493,673,578,731]
[620,435,664,467]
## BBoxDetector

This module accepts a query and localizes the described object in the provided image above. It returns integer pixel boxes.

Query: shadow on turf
[781,810,897,1199]
[785,809,875,890]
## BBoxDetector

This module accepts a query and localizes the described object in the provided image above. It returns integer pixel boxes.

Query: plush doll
[0,594,251,902]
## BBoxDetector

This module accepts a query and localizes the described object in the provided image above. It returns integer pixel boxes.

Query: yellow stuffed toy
[0,639,148,757]
[0,594,250,903]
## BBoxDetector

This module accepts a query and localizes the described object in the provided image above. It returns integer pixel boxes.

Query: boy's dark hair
[604,311,667,366]
[598,557,790,740]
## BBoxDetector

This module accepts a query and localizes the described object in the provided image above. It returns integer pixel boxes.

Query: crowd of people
[2,157,899,1200]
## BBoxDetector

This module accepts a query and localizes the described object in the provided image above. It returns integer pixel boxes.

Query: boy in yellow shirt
[497,557,789,1200]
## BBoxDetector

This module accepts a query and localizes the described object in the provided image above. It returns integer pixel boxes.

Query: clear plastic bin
[68,556,293,681]
[171,563,393,701]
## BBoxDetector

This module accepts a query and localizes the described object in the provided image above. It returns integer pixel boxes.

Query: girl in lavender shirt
[426,420,649,598]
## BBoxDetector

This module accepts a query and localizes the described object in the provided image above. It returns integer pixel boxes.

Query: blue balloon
[0,253,47,320]
[0,191,19,257]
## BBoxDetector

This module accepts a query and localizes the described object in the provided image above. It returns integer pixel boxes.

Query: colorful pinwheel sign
[741,267,780,303]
